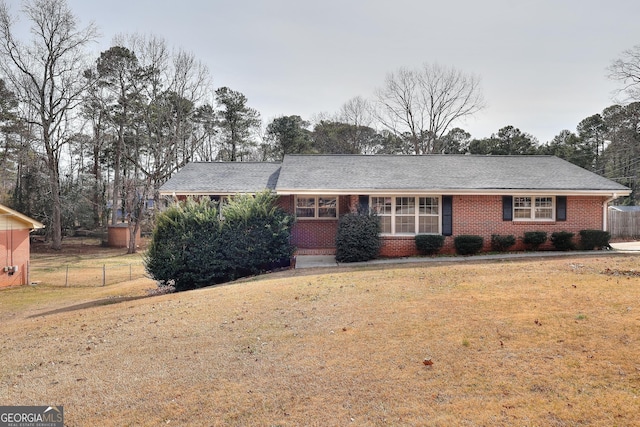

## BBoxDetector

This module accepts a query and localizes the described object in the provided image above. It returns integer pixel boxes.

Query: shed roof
[609,205,640,212]
[0,204,45,230]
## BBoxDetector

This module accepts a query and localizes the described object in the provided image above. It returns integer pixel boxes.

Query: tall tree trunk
[49,175,63,250]
[127,221,139,254]
[111,128,123,225]
[45,144,63,250]
[92,146,102,227]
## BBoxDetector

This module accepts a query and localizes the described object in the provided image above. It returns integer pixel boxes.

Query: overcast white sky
[63,0,640,144]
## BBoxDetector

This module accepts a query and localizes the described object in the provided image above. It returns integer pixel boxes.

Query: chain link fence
[30,262,149,287]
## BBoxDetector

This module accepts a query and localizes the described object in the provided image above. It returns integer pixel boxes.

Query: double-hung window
[371,196,440,235]
[513,196,554,220]
[395,197,415,233]
[371,196,392,233]
[296,196,338,219]
[418,197,439,233]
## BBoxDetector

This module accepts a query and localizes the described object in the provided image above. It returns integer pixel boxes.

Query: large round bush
[145,192,294,292]
[335,211,381,263]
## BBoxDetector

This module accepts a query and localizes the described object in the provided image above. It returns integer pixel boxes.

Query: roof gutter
[160,189,278,197]
[275,188,632,197]
[602,193,620,231]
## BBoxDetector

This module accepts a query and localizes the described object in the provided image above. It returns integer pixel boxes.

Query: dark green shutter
[442,196,453,236]
[502,196,513,221]
[556,196,567,221]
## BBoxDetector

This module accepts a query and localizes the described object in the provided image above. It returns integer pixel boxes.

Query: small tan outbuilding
[0,203,44,287]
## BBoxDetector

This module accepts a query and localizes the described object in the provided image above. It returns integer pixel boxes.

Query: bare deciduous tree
[339,96,373,129]
[608,44,640,101]
[375,63,485,154]
[337,96,380,154]
[101,34,214,253]
[0,0,97,249]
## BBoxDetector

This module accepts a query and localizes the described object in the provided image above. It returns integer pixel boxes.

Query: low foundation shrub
[579,229,611,250]
[415,234,445,255]
[491,234,516,252]
[551,231,575,251]
[523,231,547,250]
[454,235,484,255]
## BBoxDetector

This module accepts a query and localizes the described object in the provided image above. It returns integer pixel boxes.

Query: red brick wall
[379,235,420,257]
[380,195,607,256]
[291,220,339,254]
[0,229,31,287]
[285,195,350,254]
[283,194,608,257]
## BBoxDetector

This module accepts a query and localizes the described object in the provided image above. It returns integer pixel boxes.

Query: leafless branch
[375,63,485,154]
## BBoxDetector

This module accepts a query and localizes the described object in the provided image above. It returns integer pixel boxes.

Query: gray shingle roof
[275,155,630,193]
[160,162,281,195]
[160,156,630,196]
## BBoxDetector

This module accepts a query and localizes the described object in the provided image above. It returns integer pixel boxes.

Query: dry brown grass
[1,252,640,426]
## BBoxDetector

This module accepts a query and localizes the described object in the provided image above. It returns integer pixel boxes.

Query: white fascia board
[159,190,275,197]
[276,188,631,197]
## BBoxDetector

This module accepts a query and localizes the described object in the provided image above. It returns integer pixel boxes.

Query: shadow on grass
[28,295,150,318]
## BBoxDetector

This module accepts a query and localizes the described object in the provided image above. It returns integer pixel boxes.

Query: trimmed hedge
[335,211,381,263]
[145,192,294,292]
[579,229,611,250]
[523,231,547,250]
[454,235,484,255]
[550,231,575,251]
[491,234,516,252]
[144,198,226,291]
[415,234,445,255]
[220,192,295,278]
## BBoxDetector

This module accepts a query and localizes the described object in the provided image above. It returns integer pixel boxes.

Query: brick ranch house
[159,155,631,257]
[0,203,44,287]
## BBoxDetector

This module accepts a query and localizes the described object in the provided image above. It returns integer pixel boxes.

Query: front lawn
[1,254,639,426]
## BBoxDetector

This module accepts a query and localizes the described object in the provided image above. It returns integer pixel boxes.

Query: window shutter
[502,196,513,221]
[556,196,567,221]
[358,195,369,213]
[442,196,453,236]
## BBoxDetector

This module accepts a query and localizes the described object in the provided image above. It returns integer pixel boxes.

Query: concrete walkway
[295,241,640,269]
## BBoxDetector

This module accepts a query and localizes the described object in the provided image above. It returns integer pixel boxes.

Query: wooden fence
[608,209,640,239]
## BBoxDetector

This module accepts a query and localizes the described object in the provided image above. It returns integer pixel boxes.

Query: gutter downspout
[602,193,618,231]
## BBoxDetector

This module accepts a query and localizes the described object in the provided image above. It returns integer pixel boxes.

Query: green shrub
[454,235,484,255]
[221,192,295,278]
[490,234,516,252]
[145,198,228,292]
[145,192,294,292]
[523,231,547,250]
[579,229,611,250]
[335,211,381,263]
[550,231,575,251]
[415,234,445,255]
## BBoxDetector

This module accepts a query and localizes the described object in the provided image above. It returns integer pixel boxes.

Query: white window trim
[295,195,339,219]
[371,195,442,235]
[512,195,556,221]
